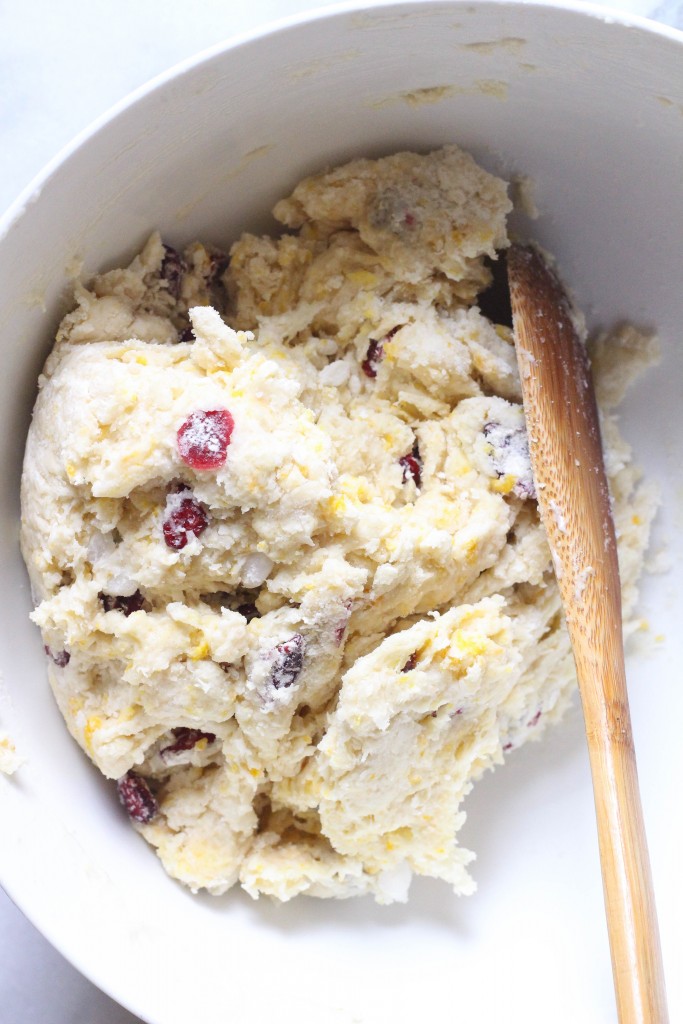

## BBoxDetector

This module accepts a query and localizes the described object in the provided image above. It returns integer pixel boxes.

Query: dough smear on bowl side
[20,146,657,902]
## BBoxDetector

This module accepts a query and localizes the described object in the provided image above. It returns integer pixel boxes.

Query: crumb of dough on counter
[0,732,24,775]
[20,145,657,902]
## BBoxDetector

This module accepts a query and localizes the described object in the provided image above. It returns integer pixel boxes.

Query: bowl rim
[1,0,683,239]
[2,1,683,1020]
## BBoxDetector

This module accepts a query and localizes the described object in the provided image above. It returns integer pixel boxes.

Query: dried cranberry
[177,409,234,470]
[160,727,216,758]
[270,634,305,690]
[333,600,353,646]
[44,645,70,667]
[503,742,514,752]
[360,326,400,378]
[361,338,384,378]
[527,710,542,727]
[163,494,209,549]
[160,244,185,300]
[116,771,158,823]
[333,622,347,646]
[237,602,259,623]
[99,590,145,616]
[399,454,421,487]
[399,440,422,488]
[482,421,536,500]
[402,652,418,672]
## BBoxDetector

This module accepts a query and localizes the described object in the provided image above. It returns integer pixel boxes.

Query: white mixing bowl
[1,2,681,1022]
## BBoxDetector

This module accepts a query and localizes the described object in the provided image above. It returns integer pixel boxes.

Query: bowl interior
[1,3,681,1022]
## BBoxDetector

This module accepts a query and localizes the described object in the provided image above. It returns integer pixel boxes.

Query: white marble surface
[1,0,681,1021]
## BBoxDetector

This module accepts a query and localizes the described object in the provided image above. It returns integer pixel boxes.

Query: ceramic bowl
[1,2,681,1021]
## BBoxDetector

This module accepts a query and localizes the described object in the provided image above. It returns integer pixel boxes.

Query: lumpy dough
[20,146,656,902]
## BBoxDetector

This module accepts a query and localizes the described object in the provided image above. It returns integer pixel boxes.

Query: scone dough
[20,146,656,902]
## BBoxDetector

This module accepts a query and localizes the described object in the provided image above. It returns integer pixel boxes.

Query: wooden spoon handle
[508,244,668,1023]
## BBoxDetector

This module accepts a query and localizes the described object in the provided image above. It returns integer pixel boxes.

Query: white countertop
[2,1,681,1021]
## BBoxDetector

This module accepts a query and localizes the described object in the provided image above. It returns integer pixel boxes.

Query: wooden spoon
[507,243,668,1024]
